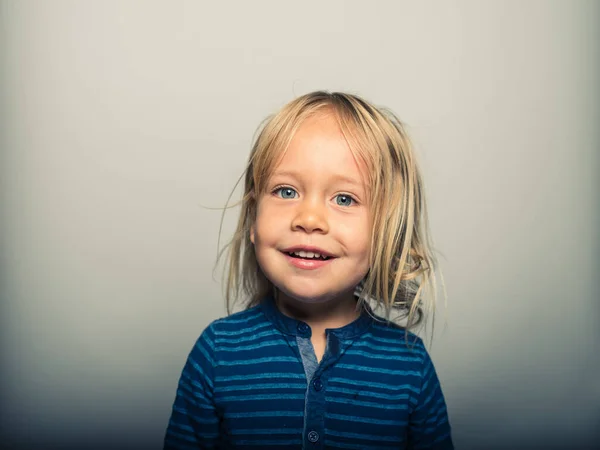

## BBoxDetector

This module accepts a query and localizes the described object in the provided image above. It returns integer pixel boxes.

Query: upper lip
[281,246,336,258]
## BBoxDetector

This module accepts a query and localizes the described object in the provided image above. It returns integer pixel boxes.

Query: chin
[276,285,348,305]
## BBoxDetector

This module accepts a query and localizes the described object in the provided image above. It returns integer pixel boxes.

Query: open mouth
[284,250,332,261]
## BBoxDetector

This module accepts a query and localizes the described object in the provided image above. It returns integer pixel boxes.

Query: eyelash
[271,185,358,207]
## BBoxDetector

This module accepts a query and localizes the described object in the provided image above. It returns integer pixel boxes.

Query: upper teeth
[292,250,326,259]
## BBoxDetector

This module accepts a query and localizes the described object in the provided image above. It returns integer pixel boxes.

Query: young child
[164,91,453,449]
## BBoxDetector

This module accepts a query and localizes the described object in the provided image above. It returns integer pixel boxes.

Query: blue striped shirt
[164,296,453,449]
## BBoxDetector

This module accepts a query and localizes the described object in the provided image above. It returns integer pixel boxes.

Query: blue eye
[335,194,354,207]
[274,187,298,199]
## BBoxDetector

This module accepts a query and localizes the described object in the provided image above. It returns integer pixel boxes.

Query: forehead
[270,113,367,185]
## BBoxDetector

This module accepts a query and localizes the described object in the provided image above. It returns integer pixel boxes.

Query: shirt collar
[259,294,374,340]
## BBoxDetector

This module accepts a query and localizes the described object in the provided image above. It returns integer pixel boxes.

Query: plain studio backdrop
[1,1,598,449]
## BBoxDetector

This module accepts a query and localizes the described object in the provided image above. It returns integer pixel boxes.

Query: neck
[275,290,361,330]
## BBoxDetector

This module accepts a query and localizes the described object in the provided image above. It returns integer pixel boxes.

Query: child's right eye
[273,187,298,199]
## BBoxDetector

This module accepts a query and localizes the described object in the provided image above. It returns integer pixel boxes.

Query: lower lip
[283,253,335,270]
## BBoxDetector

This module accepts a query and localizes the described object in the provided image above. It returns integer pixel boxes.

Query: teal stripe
[167,428,217,442]
[430,429,452,444]
[217,329,280,344]
[172,406,218,425]
[361,331,422,347]
[425,403,448,425]
[175,385,198,405]
[344,349,421,362]
[324,439,398,450]
[220,393,305,402]
[219,340,284,352]
[327,386,411,401]
[218,372,305,382]
[327,412,407,426]
[215,310,262,324]
[195,340,215,366]
[419,396,445,416]
[219,356,298,366]
[168,421,194,433]
[326,396,410,410]
[217,382,305,392]
[421,364,436,392]
[327,428,404,442]
[225,410,304,419]
[177,374,196,394]
[351,340,426,356]
[229,427,304,435]
[213,321,271,336]
[417,378,443,410]
[336,363,421,376]
[423,416,449,434]
[181,368,212,391]
[234,439,303,446]
[328,376,419,394]
[176,384,198,403]
[176,388,212,406]
[185,359,213,389]
[201,333,215,351]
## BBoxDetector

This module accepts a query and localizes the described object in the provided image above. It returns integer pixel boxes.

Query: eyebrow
[270,170,364,188]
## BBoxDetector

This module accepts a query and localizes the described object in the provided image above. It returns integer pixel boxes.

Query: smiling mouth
[284,250,333,261]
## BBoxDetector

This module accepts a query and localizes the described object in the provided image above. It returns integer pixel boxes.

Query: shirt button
[307,430,319,443]
[312,378,323,391]
[297,323,310,334]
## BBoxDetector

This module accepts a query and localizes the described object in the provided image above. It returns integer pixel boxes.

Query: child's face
[250,112,371,306]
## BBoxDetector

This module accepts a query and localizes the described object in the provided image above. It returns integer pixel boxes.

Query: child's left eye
[335,194,355,207]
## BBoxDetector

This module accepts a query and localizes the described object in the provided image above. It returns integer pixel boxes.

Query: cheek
[254,202,290,235]
[337,216,371,250]
[252,213,279,247]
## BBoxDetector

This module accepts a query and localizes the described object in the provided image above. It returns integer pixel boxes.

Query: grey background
[1,1,598,449]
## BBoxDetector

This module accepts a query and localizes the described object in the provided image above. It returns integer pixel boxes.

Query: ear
[250,224,255,244]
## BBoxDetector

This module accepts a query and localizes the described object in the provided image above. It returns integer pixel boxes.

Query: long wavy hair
[217,91,444,335]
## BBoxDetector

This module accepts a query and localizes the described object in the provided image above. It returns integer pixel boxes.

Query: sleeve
[407,344,454,449]
[164,324,221,449]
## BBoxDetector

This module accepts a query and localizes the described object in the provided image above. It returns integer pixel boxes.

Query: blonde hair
[218,91,444,335]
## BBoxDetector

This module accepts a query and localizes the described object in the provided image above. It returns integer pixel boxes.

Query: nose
[291,199,329,234]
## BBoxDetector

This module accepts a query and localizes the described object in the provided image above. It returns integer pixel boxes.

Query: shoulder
[208,304,266,331]
[367,314,425,347]
[198,304,271,344]
[187,305,269,360]
[359,314,428,360]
